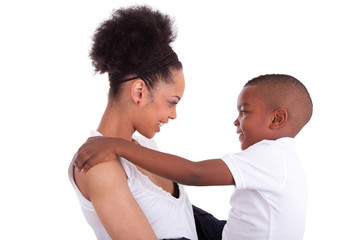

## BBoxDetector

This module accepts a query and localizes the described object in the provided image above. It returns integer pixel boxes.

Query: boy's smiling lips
[237,130,244,142]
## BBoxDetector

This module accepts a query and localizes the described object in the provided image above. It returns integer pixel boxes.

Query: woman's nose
[169,107,177,120]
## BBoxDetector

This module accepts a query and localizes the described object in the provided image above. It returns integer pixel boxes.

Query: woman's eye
[169,101,177,107]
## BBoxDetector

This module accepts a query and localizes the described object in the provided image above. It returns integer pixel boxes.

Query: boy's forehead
[237,85,269,108]
[238,86,263,100]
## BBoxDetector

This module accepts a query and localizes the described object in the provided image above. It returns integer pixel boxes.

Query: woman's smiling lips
[156,121,167,132]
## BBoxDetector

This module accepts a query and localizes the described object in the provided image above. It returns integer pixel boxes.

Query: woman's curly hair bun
[90,5,177,75]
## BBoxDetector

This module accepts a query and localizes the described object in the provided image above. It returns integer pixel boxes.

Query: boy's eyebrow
[238,102,249,109]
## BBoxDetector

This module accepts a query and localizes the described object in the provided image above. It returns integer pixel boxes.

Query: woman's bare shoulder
[74,160,127,201]
[73,157,157,238]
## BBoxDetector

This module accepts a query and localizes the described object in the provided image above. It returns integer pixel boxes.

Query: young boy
[75,74,313,240]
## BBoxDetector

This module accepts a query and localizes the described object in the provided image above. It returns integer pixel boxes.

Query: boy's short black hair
[245,74,313,135]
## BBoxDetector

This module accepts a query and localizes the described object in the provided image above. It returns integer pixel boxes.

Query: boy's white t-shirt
[221,137,307,240]
[68,131,198,240]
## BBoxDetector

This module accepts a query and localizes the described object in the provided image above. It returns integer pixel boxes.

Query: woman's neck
[97,103,134,141]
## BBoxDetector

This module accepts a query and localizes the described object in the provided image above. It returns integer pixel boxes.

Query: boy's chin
[240,140,252,151]
[240,143,247,151]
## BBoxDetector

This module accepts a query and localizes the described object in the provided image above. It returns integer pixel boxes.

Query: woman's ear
[131,80,146,104]
[270,108,288,129]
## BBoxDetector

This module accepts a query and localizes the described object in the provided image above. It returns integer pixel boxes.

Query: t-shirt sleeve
[221,141,286,192]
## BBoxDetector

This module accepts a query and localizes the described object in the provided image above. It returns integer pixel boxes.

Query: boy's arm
[75,136,234,186]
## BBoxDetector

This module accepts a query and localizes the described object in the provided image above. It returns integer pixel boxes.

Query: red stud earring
[137,100,140,104]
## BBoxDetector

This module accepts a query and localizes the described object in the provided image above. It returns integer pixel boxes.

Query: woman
[68,5,224,240]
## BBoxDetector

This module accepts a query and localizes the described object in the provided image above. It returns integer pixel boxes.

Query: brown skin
[234,86,294,150]
[74,69,185,239]
[75,85,295,187]
[76,137,234,186]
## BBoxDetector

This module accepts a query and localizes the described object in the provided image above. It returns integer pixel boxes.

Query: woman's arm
[75,158,157,239]
[75,137,234,186]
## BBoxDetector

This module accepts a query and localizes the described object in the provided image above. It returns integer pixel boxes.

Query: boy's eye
[240,110,246,116]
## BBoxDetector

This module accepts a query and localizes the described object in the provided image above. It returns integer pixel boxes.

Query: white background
[1,0,359,239]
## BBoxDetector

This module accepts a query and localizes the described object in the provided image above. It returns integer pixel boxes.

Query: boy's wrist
[114,138,127,157]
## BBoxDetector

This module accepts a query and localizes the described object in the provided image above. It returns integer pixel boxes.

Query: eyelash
[169,101,178,107]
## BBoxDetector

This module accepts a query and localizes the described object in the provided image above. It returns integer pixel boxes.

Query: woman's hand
[74,136,122,172]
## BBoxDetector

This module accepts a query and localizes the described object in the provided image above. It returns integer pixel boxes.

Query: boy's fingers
[81,158,95,173]
[77,141,89,155]
[78,151,101,172]
[75,148,88,169]
[74,154,85,171]
[77,137,97,155]
[75,150,91,170]
[74,137,102,171]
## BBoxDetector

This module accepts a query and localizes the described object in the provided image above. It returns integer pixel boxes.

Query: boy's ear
[131,80,146,104]
[270,108,288,129]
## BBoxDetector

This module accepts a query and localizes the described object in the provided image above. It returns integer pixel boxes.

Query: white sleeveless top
[68,131,198,240]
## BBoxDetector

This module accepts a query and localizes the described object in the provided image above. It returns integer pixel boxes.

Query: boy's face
[234,86,273,150]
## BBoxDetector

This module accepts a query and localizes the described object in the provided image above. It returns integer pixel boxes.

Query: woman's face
[136,70,185,138]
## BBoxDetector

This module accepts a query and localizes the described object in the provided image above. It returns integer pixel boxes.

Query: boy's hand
[74,136,120,172]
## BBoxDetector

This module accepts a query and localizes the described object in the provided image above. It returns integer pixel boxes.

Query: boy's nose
[234,119,239,126]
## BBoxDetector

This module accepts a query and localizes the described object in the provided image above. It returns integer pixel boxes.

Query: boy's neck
[266,131,296,141]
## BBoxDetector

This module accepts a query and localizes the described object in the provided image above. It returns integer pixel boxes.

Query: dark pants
[163,205,226,240]
[193,205,226,240]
